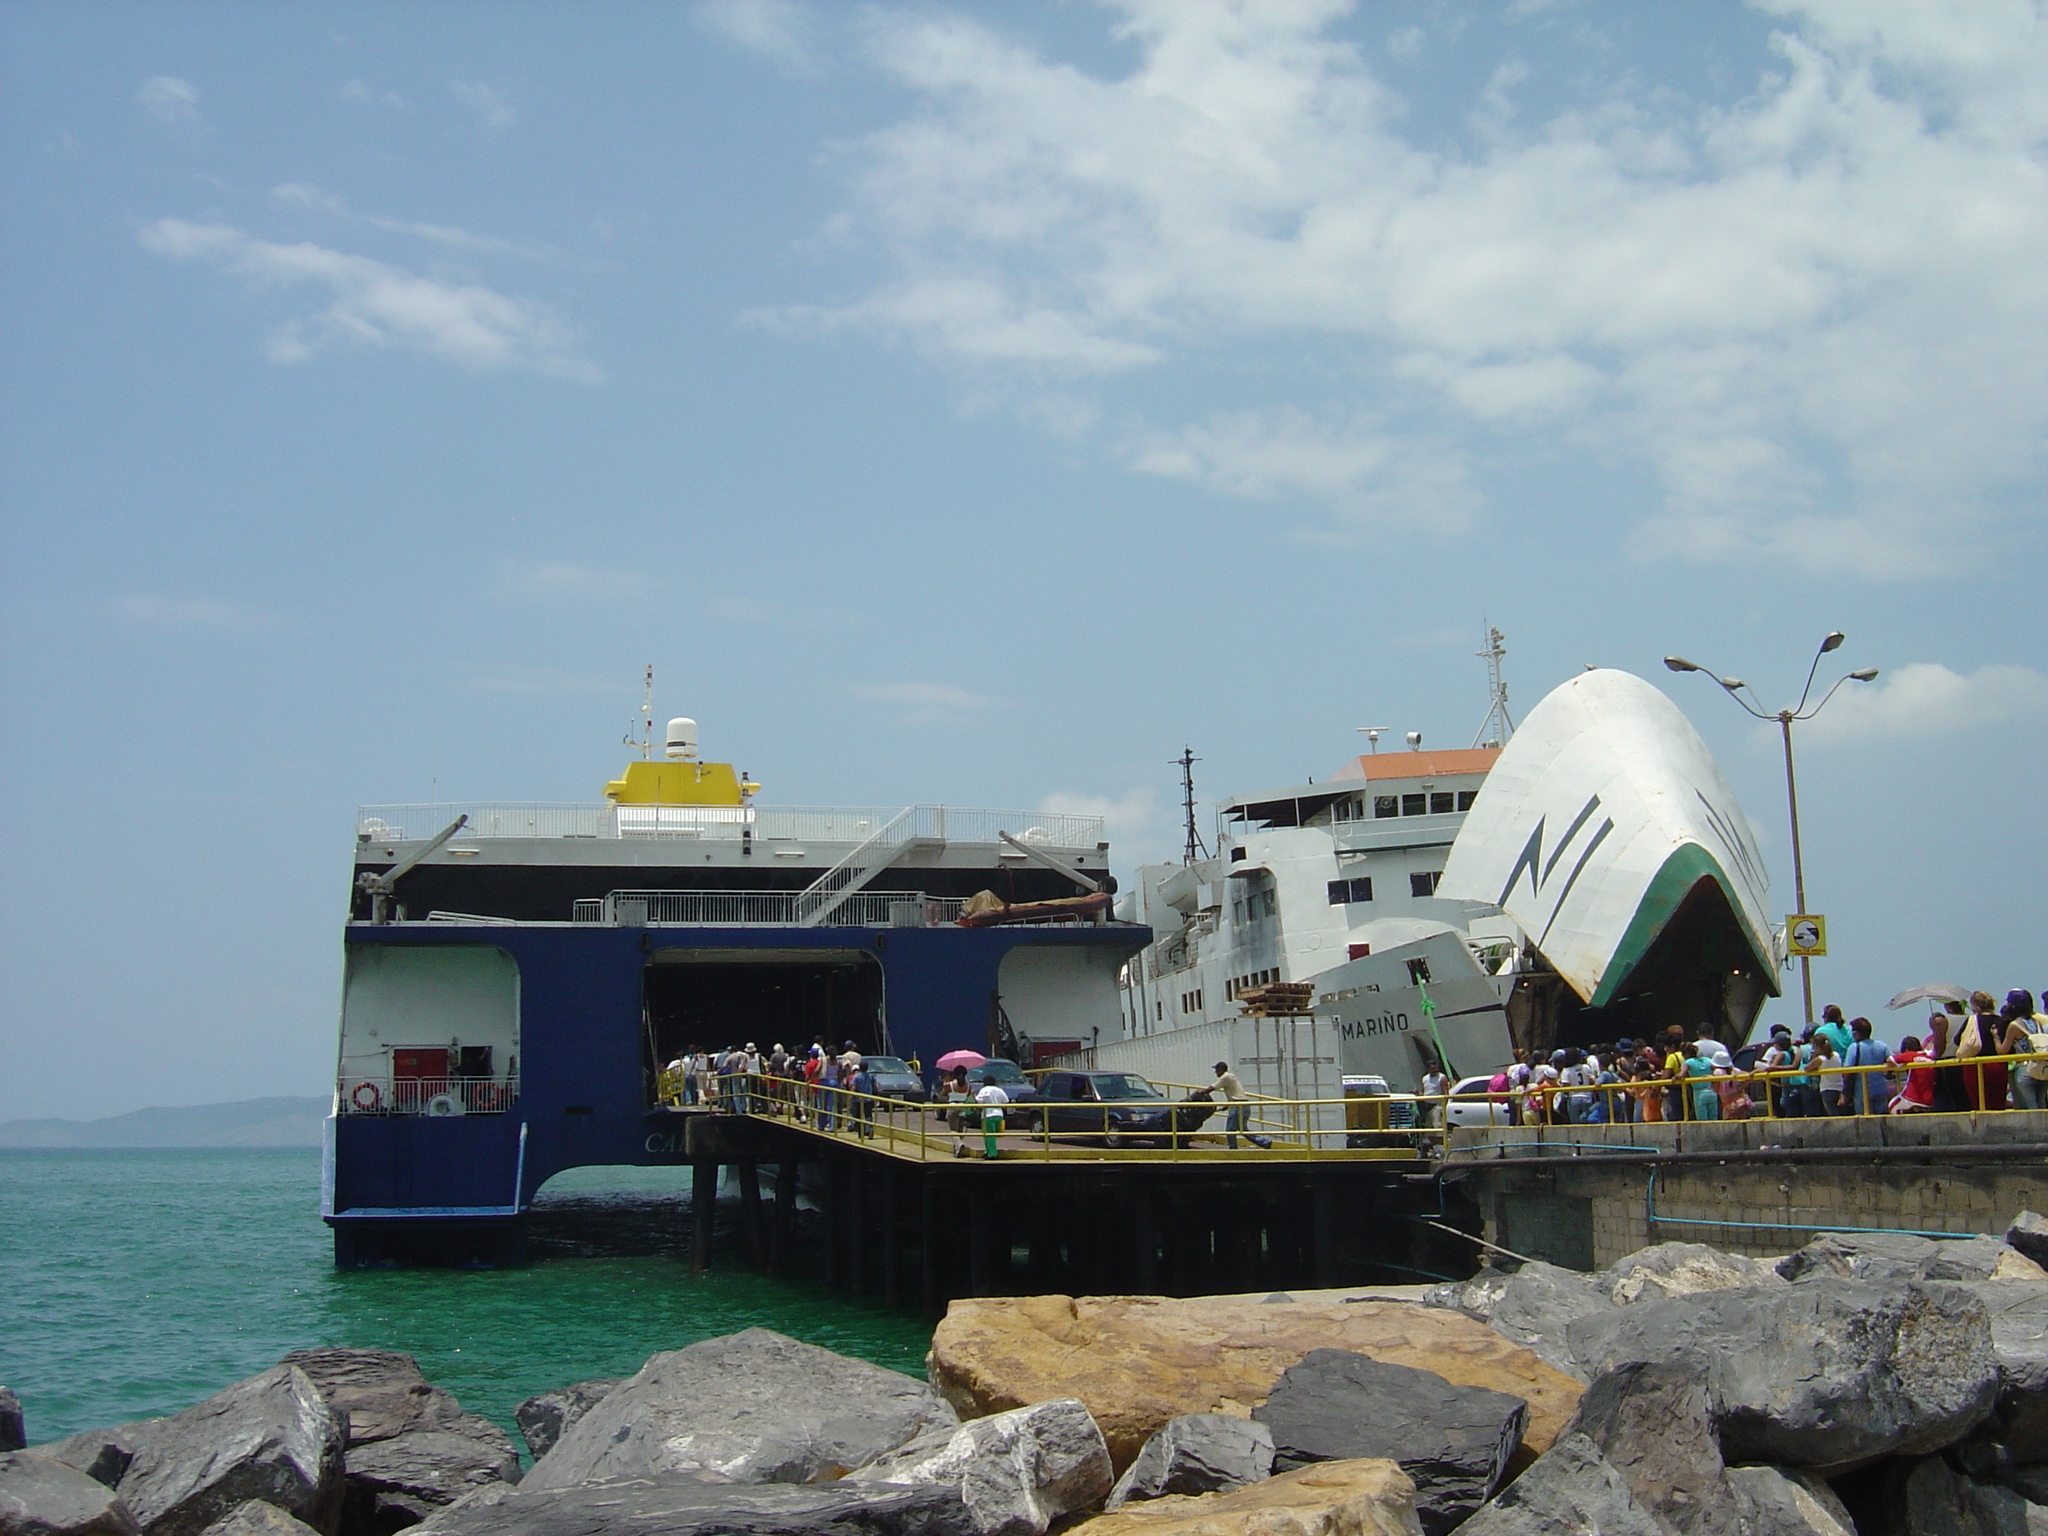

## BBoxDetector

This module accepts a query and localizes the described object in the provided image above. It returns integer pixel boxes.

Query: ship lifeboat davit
[1439,668,1779,1028]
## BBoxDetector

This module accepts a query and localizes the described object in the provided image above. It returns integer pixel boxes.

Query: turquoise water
[0,1149,933,1449]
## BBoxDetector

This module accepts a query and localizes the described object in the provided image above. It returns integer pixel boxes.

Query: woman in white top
[1813,1036,1847,1115]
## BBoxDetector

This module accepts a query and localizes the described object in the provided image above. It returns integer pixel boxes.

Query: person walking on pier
[850,1058,876,1139]
[973,1076,1009,1160]
[1843,1019,1892,1114]
[1960,991,2009,1110]
[2007,991,2048,1112]
[1212,1062,1251,1148]
[944,1067,974,1156]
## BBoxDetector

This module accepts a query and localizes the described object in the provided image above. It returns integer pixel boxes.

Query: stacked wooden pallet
[1236,981,1316,1016]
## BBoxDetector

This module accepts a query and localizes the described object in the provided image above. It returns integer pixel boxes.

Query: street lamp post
[1663,634,1879,1027]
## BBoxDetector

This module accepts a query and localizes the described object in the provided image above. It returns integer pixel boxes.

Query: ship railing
[357,803,1104,848]
[336,1075,519,1116]
[573,891,969,926]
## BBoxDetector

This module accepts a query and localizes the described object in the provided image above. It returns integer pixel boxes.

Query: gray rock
[1103,1414,1273,1508]
[276,1353,462,1448]
[1599,1243,1783,1306]
[1567,1279,1998,1471]
[197,1504,324,1536]
[1434,1267,1515,1322]
[406,1478,976,1536]
[1,1389,24,1454]
[1872,1454,2035,1536]
[1724,1465,1856,1536]
[1252,1348,1527,1536]
[0,1450,141,1536]
[114,1365,345,1536]
[35,1426,160,1489]
[510,1382,619,1463]
[2005,1462,2048,1504]
[340,1421,523,1535]
[844,1398,1108,1536]
[1777,1231,2038,1284]
[2010,1213,2048,1271]
[1454,1432,1663,1536]
[522,1330,956,1491]
[1479,1262,1611,1383]
[1963,1282,2048,1462]
[1564,1359,1741,1536]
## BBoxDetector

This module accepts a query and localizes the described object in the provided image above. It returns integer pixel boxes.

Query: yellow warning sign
[1786,915,1828,958]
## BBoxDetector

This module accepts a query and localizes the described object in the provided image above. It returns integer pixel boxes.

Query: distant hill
[0,1096,328,1148]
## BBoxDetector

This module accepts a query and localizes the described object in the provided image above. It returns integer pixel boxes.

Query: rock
[523,1329,955,1490]
[1422,1269,1513,1322]
[509,1381,619,1462]
[2010,1214,2048,1271]
[927,1294,1581,1475]
[1453,1433,1662,1536]
[1568,1279,1999,1471]
[844,1397,1110,1536]
[114,1365,345,1536]
[406,1477,978,1536]
[1058,1458,1421,1536]
[1,1390,24,1454]
[1470,1263,1610,1384]
[197,1504,324,1536]
[1777,1232,2046,1285]
[340,1421,523,1535]
[1563,1359,1740,1536]
[0,1451,141,1536]
[35,1426,160,1490]
[1871,1454,2036,1536]
[276,1353,462,1448]
[1961,1282,2048,1462]
[1599,1243,1784,1306]
[1104,1416,1273,1508]
[1723,1466,1856,1536]
[1252,1351,1524,1536]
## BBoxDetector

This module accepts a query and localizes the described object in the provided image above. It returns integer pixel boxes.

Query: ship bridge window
[1429,792,1454,815]
[1457,789,1478,811]
[1401,793,1427,816]
[1327,877,1374,905]
[1410,871,1442,898]
[1374,796,1398,819]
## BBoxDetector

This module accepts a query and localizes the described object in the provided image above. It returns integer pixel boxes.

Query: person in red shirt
[1888,1035,1936,1112]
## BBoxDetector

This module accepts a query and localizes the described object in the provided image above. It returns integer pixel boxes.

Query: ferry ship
[324,713,1147,1264]
[1098,663,1780,1099]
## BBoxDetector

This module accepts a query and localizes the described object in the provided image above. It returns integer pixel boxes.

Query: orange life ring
[351,1081,382,1112]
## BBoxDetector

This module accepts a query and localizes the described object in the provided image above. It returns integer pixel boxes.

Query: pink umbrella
[935,1050,987,1072]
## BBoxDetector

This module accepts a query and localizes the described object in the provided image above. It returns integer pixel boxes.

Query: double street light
[1663,633,1880,1027]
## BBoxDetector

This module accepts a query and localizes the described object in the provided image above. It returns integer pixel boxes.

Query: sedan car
[1444,1074,1513,1128]
[861,1056,927,1105]
[1035,1070,1175,1146]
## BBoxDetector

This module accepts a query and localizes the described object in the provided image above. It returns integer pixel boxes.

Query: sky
[2,0,2044,1120]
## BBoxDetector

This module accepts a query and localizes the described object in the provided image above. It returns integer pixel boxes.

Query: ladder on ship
[793,806,943,926]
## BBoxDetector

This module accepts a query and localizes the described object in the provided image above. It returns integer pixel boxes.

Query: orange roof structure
[1330,748,1501,783]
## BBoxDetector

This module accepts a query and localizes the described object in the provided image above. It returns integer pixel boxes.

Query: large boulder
[1563,1360,1740,1536]
[1058,1458,1421,1536]
[405,1477,979,1536]
[509,1381,619,1462]
[1252,1351,1525,1536]
[1104,1416,1272,1509]
[1598,1243,1783,1306]
[36,1426,161,1489]
[1777,1232,2046,1285]
[197,1505,324,1536]
[2,1390,24,1454]
[844,1397,1111,1536]
[340,1423,522,1536]
[113,1365,345,1536]
[1864,1454,2038,1536]
[1568,1279,1999,1471]
[275,1354,461,1448]
[1453,1433,1662,1536]
[927,1295,1581,1474]
[523,1330,955,1490]
[1465,1264,1610,1384]
[1962,1282,2048,1462]
[0,1451,141,1536]
[1723,1466,1857,1536]
[2008,1214,2048,1271]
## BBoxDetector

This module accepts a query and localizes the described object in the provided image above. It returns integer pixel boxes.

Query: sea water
[0,1149,933,1447]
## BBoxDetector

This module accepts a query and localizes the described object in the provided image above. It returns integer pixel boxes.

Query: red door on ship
[392,1047,449,1113]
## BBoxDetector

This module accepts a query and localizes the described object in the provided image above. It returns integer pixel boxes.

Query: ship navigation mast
[1173,747,1208,866]
[1473,625,1515,749]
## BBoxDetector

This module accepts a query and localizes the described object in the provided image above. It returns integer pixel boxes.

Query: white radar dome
[664,717,699,760]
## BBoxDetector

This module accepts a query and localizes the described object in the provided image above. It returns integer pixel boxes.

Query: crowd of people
[659,1039,913,1134]
[1466,989,2048,1124]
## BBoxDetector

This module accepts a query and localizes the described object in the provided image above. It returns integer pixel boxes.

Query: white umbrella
[1886,983,1971,1011]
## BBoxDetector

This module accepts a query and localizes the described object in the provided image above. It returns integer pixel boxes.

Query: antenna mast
[1174,747,1207,866]
[1473,625,1515,749]
[624,664,655,758]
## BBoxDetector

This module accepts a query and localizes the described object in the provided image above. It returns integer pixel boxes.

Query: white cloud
[852,681,995,723]
[270,183,557,261]
[778,1,2048,575]
[1038,786,1157,843]
[137,76,200,129]
[139,219,597,379]
[698,0,824,77]
[449,80,515,129]
[1800,663,2048,746]
[498,563,646,603]
[113,595,272,628]
[341,78,404,110]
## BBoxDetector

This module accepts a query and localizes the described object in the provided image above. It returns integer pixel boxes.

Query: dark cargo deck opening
[642,949,886,1092]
